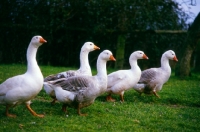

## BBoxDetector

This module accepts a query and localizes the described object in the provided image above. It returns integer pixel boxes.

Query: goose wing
[44,70,76,82]
[139,68,159,84]
[51,76,92,92]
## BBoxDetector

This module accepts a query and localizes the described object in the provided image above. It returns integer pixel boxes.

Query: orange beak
[143,54,149,59]
[94,45,100,50]
[39,37,47,43]
[109,55,116,61]
[173,56,178,61]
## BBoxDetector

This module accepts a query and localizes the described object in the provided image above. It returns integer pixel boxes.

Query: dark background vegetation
[0,0,199,72]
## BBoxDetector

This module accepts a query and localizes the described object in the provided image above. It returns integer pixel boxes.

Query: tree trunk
[175,12,200,77]
[176,45,193,76]
[115,34,126,69]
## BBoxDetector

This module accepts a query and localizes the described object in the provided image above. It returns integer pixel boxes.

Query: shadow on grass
[95,92,160,104]
[161,98,200,108]
[95,91,200,109]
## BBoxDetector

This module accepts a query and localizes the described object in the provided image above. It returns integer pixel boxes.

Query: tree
[175,12,200,77]
[0,0,190,69]
[85,0,189,69]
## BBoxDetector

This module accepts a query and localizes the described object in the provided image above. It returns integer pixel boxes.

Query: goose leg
[120,94,124,102]
[26,104,44,118]
[106,93,116,102]
[62,104,67,112]
[153,91,160,98]
[77,103,87,116]
[6,105,16,118]
[51,98,57,105]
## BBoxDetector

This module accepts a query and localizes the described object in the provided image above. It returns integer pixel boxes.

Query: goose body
[106,51,148,102]
[44,50,116,116]
[0,36,47,117]
[133,50,178,97]
[43,42,100,104]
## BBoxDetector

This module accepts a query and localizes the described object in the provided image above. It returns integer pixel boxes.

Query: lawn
[0,64,200,132]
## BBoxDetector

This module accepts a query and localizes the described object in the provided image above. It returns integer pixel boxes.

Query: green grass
[0,64,200,132]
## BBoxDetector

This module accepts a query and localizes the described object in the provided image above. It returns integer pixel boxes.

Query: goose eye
[90,44,92,45]
[36,37,38,39]
[172,54,174,56]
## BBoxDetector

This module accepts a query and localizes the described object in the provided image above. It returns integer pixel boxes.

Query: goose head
[100,50,116,61]
[164,50,178,61]
[130,51,149,61]
[31,35,47,47]
[81,42,100,52]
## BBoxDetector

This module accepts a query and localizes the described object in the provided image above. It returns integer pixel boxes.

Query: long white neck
[79,50,91,74]
[96,58,107,78]
[26,43,41,74]
[130,58,139,70]
[161,55,171,73]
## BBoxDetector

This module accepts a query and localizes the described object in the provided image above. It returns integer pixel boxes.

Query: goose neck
[161,56,171,72]
[26,43,40,73]
[96,59,107,77]
[79,50,90,71]
[130,59,138,69]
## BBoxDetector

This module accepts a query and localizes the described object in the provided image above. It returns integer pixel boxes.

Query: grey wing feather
[64,71,77,78]
[44,71,76,82]
[52,76,91,92]
[44,74,65,82]
[139,68,158,84]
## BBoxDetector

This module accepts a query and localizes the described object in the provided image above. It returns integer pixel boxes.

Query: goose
[44,50,116,116]
[133,50,178,98]
[106,51,148,102]
[0,35,47,117]
[43,42,100,104]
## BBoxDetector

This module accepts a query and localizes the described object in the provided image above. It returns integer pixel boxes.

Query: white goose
[133,50,178,97]
[44,50,116,116]
[43,42,100,104]
[0,35,47,117]
[106,51,148,102]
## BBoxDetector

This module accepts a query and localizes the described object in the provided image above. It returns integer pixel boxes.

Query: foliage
[0,0,191,69]
[0,64,200,131]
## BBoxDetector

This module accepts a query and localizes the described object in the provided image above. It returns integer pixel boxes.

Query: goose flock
[0,35,178,117]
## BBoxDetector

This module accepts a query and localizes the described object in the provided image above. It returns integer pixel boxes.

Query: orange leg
[77,103,87,116]
[26,104,44,118]
[51,98,57,105]
[62,104,67,112]
[106,93,116,102]
[120,94,124,102]
[153,91,160,98]
[6,105,16,118]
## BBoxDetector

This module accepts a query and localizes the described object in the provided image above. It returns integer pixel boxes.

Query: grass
[0,64,200,132]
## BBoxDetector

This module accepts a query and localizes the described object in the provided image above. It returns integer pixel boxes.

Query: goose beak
[143,54,149,59]
[39,37,47,43]
[109,55,116,61]
[173,56,178,61]
[94,45,100,50]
